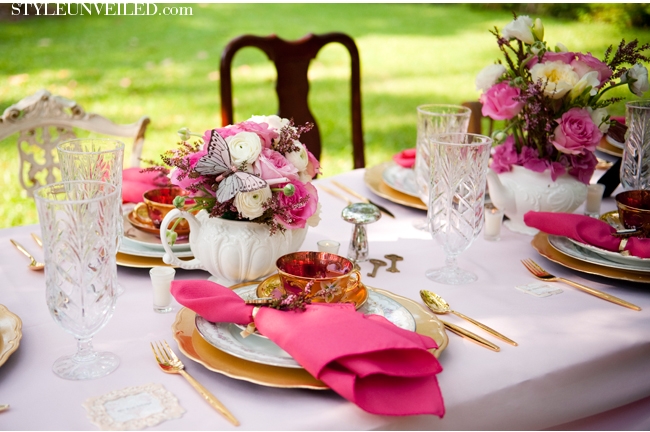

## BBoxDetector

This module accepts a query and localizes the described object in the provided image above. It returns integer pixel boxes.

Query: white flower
[285,141,309,171]
[555,42,569,52]
[475,64,506,92]
[501,15,534,45]
[569,71,600,100]
[248,115,289,131]
[306,202,321,227]
[622,64,650,97]
[226,132,262,166]
[530,61,579,99]
[233,186,271,219]
[533,18,544,41]
[588,107,610,134]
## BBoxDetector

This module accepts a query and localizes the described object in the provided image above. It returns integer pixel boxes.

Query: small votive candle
[585,183,606,218]
[150,266,176,313]
[317,240,341,254]
[484,203,504,241]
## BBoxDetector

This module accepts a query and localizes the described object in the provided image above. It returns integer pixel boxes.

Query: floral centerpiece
[159,115,321,237]
[476,15,650,184]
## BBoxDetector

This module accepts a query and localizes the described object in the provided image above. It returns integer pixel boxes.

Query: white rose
[285,141,309,171]
[248,115,289,131]
[226,132,262,166]
[501,15,534,45]
[233,186,271,220]
[588,107,610,134]
[530,61,579,99]
[306,202,321,228]
[475,64,506,92]
[569,71,600,100]
[622,64,650,97]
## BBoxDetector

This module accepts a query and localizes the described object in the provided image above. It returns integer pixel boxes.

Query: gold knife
[31,233,42,248]
[330,180,395,218]
[439,319,501,352]
[318,185,352,205]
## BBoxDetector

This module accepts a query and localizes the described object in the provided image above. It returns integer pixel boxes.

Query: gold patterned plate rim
[364,162,427,211]
[116,252,183,268]
[531,232,650,283]
[171,286,448,390]
[0,304,23,368]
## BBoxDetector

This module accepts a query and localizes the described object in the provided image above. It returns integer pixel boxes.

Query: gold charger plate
[116,252,193,268]
[364,162,427,211]
[596,136,623,158]
[171,286,448,389]
[0,304,23,367]
[531,232,650,283]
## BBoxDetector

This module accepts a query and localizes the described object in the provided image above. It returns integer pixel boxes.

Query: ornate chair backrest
[0,89,150,196]
[220,32,365,169]
[462,101,494,137]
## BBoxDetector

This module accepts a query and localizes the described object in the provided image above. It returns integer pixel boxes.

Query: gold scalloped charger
[363,162,427,211]
[0,304,23,368]
[171,284,448,389]
[596,136,623,158]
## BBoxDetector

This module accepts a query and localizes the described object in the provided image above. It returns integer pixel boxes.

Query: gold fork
[150,341,239,426]
[521,259,641,311]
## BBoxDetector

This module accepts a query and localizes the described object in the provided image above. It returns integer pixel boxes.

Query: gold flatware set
[9,238,44,271]
[325,180,395,218]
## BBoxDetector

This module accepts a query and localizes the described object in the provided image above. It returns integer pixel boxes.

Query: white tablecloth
[1,169,650,430]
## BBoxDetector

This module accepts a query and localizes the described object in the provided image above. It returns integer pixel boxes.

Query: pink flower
[490,136,519,173]
[202,121,279,150]
[253,148,299,181]
[567,152,598,184]
[305,149,321,178]
[480,82,524,120]
[528,51,576,68]
[571,53,612,87]
[274,181,318,229]
[519,146,547,173]
[548,161,567,182]
[552,108,603,155]
[170,150,207,190]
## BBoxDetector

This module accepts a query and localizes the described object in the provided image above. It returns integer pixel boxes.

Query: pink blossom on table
[305,149,321,179]
[253,148,299,181]
[490,136,519,173]
[480,82,524,120]
[571,53,613,86]
[567,152,598,184]
[551,108,603,155]
[274,181,319,229]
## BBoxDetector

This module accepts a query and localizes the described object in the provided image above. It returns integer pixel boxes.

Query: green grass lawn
[1,3,649,228]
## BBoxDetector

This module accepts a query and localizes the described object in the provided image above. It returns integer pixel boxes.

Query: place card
[83,383,184,430]
[516,282,563,298]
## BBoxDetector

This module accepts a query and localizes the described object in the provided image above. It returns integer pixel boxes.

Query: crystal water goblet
[413,104,471,231]
[426,133,492,285]
[34,180,120,380]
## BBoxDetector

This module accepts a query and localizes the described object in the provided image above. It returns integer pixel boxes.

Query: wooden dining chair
[220,32,365,169]
[462,100,494,136]
[0,89,151,196]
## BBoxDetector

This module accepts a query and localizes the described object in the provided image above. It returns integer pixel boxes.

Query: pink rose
[571,53,612,87]
[253,148,299,181]
[552,108,603,155]
[202,121,279,150]
[480,82,524,120]
[489,136,519,173]
[274,181,318,229]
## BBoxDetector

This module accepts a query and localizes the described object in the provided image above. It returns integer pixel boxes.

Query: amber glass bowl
[615,190,650,238]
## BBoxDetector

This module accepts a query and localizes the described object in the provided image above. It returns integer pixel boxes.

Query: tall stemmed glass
[57,138,125,294]
[414,104,471,231]
[427,133,492,285]
[34,180,120,380]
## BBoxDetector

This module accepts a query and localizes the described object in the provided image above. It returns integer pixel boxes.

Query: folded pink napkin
[393,148,416,168]
[121,167,169,203]
[172,280,445,417]
[524,211,650,259]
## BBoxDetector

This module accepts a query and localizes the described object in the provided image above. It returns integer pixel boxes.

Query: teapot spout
[486,169,514,214]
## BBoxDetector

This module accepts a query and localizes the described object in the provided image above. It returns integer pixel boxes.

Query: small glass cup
[149,267,176,313]
[484,203,504,242]
[585,183,606,218]
[317,240,340,254]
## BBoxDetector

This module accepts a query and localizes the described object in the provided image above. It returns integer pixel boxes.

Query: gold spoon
[420,290,518,346]
[0,404,9,413]
[10,239,45,271]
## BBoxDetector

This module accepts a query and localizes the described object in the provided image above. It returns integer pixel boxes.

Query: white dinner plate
[548,235,650,273]
[119,236,193,258]
[382,164,419,197]
[606,135,625,150]
[565,237,650,269]
[122,212,191,252]
[195,285,417,369]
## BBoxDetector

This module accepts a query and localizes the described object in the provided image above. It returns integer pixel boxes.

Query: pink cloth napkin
[524,211,650,259]
[171,280,445,417]
[393,148,416,168]
[121,167,169,203]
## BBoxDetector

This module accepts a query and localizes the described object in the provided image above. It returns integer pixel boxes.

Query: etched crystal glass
[34,181,120,380]
[427,133,492,285]
[620,100,650,191]
[414,104,471,231]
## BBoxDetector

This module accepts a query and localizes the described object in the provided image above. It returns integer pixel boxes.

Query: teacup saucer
[255,274,368,310]
[127,205,191,237]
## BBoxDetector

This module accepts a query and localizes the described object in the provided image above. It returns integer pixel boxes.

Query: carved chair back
[0,89,150,196]
[463,101,494,136]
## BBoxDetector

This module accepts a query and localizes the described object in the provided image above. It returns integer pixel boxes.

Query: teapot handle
[159,208,204,270]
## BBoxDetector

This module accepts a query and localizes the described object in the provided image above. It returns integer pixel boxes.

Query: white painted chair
[0,89,150,196]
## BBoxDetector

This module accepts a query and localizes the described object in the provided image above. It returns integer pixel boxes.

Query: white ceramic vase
[486,165,588,235]
[160,209,308,285]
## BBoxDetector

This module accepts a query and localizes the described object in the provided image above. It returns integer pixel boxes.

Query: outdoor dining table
[1,167,650,430]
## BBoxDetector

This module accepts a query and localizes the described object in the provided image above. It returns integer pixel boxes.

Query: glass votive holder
[585,183,606,218]
[317,240,340,254]
[484,203,504,241]
[149,266,176,313]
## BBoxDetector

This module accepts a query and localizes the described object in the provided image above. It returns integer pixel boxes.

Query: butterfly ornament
[194,130,268,203]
